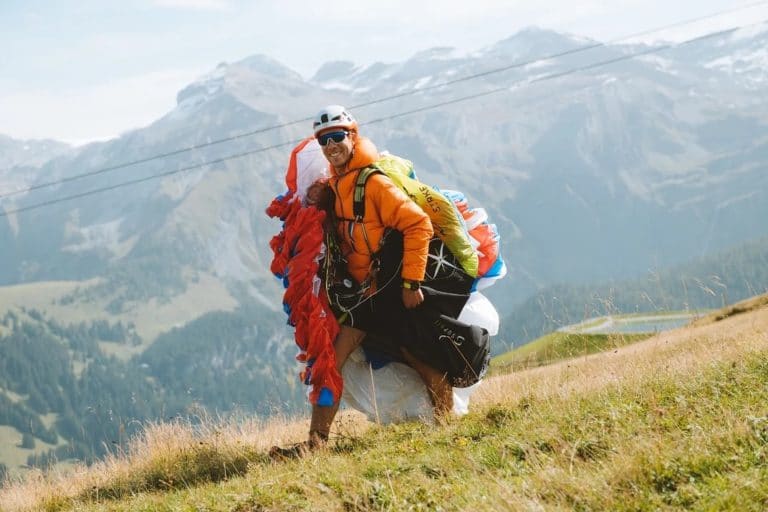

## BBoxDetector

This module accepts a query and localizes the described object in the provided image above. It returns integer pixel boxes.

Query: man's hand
[402,288,424,309]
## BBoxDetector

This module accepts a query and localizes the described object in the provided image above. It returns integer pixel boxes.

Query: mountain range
[0,24,767,470]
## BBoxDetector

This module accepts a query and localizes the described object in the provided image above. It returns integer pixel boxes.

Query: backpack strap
[352,166,384,221]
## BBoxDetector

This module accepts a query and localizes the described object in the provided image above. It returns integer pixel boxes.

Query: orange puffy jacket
[328,135,433,285]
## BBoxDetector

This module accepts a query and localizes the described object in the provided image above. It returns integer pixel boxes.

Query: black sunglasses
[318,130,349,146]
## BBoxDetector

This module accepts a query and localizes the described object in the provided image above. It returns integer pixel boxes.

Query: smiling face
[318,129,354,172]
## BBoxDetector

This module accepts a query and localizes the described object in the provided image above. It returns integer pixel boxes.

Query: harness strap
[325,165,393,315]
[349,165,384,257]
[352,165,383,221]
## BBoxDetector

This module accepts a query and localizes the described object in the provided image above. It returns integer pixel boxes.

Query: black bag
[432,314,491,388]
[405,290,491,388]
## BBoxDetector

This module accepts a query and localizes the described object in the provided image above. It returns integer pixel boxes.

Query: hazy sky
[1,0,766,144]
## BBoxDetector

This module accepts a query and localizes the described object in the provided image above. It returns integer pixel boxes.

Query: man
[270,105,455,458]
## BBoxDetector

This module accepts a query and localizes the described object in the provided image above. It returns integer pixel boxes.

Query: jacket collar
[330,135,379,177]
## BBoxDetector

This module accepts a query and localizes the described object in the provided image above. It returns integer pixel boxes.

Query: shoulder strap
[352,166,384,221]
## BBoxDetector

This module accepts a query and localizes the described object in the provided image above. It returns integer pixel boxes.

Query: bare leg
[270,325,365,459]
[307,325,365,446]
[400,348,453,420]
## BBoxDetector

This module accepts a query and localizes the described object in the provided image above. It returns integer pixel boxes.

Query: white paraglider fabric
[341,349,433,423]
[457,291,499,336]
[341,292,497,424]
[295,139,328,200]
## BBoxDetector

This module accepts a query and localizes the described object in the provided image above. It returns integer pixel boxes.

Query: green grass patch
[491,331,652,372]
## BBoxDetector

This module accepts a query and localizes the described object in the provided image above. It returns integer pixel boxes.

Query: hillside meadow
[1,295,767,511]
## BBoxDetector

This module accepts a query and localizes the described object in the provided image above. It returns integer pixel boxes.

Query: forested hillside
[499,235,768,350]
[0,304,299,470]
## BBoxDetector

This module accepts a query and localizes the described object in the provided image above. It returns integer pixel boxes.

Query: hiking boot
[268,440,313,460]
[268,430,328,461]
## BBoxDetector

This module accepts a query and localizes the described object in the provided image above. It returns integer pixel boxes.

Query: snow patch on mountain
[706,48,768,78]
[312,60,361,83]
[187,64,226,96]
[315,80,372,93]
[394,75,434,92]
[637,55,679,75]
[619,169,652,201]
[729,21,768,42]
[63,219,124,254]
[171,54,306,116]
[0,135,72,172]
[171,64,227,117]
[409,47,464,61]
[414,76,433,89]
[246,284,281,312]
[199,62,228,84]
[525,59,554,70]
[0,175,30,198]
[484,26,587,59]
[716,191,760,210]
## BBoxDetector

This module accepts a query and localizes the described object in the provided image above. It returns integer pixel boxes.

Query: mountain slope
[2,295,766,511]
[1,24,767,476]
[2,26,767,308]
[499,234,768,351]
[0,135,71,173]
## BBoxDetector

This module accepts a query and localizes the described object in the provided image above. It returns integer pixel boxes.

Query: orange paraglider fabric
[452,200,501,279]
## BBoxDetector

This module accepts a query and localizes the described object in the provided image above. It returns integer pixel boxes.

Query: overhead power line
[1,139,306,217]
[363,24,757,126]
[0,0,765,201]
[0,17,764,218]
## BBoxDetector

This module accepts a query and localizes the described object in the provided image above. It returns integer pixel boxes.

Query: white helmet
[312,105,357,135]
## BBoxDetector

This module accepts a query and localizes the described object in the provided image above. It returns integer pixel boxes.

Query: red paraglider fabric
[266,192,341,406]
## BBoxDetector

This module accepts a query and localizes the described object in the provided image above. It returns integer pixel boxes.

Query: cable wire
[1,138,305,216]
[0,18,763,218]
[1,0,765,200]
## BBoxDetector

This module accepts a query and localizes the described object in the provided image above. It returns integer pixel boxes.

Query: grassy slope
[491,330,652,372]
[491,311,708,372]
[2,295,768,511]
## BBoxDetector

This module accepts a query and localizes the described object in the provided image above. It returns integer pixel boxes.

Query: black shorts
[338,231,474,364]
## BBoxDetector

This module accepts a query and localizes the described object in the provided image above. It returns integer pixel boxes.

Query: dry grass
[0,410,369,512]
[1,297,766,511]
[476,297,768,407]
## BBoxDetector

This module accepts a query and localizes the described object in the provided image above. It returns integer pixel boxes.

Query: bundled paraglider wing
[266,138,342,407]
[266,136,508,413]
